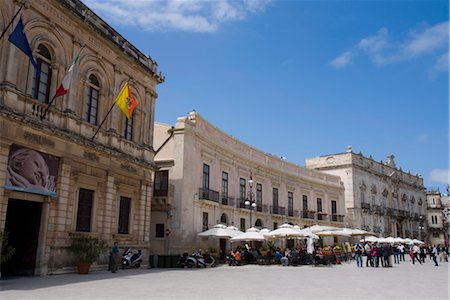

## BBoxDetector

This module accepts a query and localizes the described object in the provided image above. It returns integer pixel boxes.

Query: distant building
[425,189,448,246]
[0,0,163,276]
[152,112,345,257]
[305,147,426,239]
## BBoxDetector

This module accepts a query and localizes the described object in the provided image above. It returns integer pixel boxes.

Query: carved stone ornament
[360,182,367,191]
[401,194,407,202]
[370,185,377,194]
[382,188,389,197]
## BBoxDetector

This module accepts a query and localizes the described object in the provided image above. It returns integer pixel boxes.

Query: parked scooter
[178,252,198,268]
[122,248,143,269]
[193,251,216,268]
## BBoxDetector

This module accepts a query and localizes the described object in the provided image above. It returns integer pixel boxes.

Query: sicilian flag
[54,47,83,97]
[115,82,137,119]
[8,17,38,71]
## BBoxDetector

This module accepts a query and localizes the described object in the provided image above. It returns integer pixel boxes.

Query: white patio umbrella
[230,227,266,242]
[360,236,379,243]
[267,226,305,239]
[403,238,414,245]
[226,226,244,237]
[296,227,319,240]
[412,239,425,244]
[379,237,396,243]
[316,230,351,237]
[393,237,405,243]
[259,228,271,237]
[198,224,234,238]
[307,225,341,233]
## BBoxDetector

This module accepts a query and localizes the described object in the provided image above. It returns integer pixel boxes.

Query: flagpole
[40,94,57,120]
[40,44,86,120]
[0,4,24,40]
[91,101,116,141]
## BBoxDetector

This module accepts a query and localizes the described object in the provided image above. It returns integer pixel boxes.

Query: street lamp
[244,175,256,228]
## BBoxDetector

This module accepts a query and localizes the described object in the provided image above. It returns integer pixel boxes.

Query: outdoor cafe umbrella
[307,225,341,233]
[267,226,305,239]
[296,227,319,240]
[360,236,379,243]
[198,224,234,238]
[412,239,425,244]
[226,226,244,237]
[316,230,351,237]
[230,227,266,242]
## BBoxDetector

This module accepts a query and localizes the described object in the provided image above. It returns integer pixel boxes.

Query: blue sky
[84,0,449,192]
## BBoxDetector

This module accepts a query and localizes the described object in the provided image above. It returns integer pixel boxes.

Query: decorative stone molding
[24,131,55,147]
[360,182,367,191]
[382,188,389,197]
[83,151,99,162]
[370,185,377,194]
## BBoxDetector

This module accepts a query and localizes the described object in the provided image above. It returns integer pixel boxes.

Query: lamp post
[245,175,256,228]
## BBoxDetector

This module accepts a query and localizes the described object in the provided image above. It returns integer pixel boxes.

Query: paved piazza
[0,261,448,300]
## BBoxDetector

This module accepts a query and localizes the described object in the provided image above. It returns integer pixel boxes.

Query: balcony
[331,214,344,222]
[361,224,370,231]
[270,206,286,216]
[361,202,371,210]
[373,205,383,215]
[386,208,395,216]
[373,226,382,233]
[288,209,299,217]
[220,195,235,207]
[199,188,219,203]
[236,198,247,209]
[301,211,316,220]
[317,212,328,221]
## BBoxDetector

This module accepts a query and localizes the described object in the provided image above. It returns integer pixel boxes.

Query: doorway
[1,199,42,277]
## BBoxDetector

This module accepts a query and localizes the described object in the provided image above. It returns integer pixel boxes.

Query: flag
[115,83,137,119]
[54,49,82,97]
[8,17,38,71]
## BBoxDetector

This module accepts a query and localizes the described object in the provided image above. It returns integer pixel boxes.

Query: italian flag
[55,47,83,97]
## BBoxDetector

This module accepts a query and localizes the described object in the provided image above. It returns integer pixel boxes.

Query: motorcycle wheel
[186,260,195,268]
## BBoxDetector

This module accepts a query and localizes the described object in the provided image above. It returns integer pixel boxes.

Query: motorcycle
[178,252,198,268]
[122,248,143,269]
[178,251,216,268]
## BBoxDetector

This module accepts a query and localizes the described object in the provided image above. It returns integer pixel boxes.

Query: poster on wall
[4,144,60,196]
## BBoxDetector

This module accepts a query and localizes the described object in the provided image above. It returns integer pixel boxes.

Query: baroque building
[152,112,345,259]
[306,147,426,239]
[425,189,448,246]
[0,0,163,276]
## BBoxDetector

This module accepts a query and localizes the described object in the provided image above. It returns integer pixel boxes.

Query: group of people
[354,242,448,268]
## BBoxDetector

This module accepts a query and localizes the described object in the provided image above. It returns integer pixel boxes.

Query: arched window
[32,44,52,103]
[255,219,263,228]
[85,74,100,125]
[124,116,133,140]
[220,213,228,225]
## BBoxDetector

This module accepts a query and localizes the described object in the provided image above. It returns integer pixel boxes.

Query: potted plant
[69,234,107,274]
[259,243,270,257]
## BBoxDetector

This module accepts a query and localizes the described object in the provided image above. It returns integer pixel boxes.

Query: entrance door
[219,238,226,262]
[1,199,42,277]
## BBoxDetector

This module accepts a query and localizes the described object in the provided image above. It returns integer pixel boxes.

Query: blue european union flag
[8,17,38,71]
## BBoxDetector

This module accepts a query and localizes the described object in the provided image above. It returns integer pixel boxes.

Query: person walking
[110,241,120,273]
[412,244,422,265]
[399,244,405,262]
[431,245,439,266]
[393,243,400,264]
[355,243,363,267]
[365,243,373,267]
[371,244,378,267]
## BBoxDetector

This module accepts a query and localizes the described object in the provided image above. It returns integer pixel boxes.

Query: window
[273,222,278,230]
[431,215,438,225]
[317,198,322,212]
[154,170,169,197]
[32,45,52,103]
[239,178,246,200]
[331,200,337,221]
[240,218,246,231]
[124,116,133,140]
[255,219,263,228]
[302,195,308,211]
[256,183,262,211]
[202,212,209,231]
[118,196,131,234]
[220,213,228,225]
[203,164,210,190]
[76,188,94,232]
[272,188,278,214]
[288,191,294,216]
[85,74,100,125]
[221,172,228,197]
[155,223,165,238]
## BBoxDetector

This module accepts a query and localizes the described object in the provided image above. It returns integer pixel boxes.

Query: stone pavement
[0,260,448,300]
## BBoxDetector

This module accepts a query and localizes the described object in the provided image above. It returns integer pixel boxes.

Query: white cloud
[430,169,450,185]
[83,0,272,32]
[331,21,449,70]
[330,51,353,68]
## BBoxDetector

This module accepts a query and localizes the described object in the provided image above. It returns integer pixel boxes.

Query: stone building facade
[0,0,163,276]
[425,189,448,246]
[306,147,426,239]
[152,112,345,257]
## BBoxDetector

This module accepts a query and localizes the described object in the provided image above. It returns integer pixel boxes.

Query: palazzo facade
[0,0,163,275]
[152,112,345,257]
[306,147,426,239]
